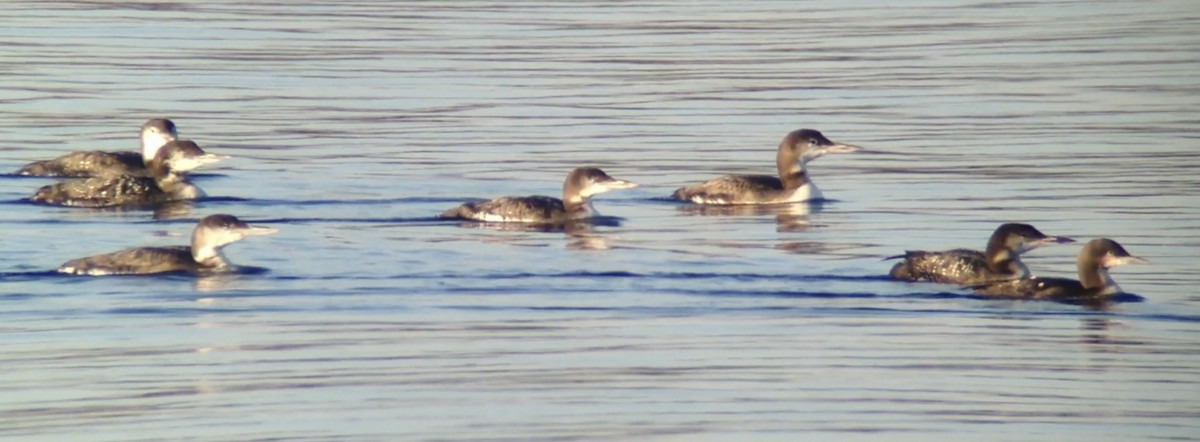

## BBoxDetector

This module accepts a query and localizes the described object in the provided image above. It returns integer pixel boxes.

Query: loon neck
[141,132,174,163]
[775,143,809,190]
[779,167,809,190]
[154,172,188,189]
[1078,259,1118,294]
[563,194,590,213]
[987,249,1028,278]
[191,243,230,268]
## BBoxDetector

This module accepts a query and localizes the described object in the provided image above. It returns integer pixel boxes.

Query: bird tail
[17,161,56,176]
[29,184,57,203]
[439,204,472,220]
[669,186,690,200]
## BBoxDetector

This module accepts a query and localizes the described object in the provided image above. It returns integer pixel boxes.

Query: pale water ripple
[1,1,1199,441]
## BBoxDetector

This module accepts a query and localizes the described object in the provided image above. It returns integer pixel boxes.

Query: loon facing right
[29,140,225,208]
[440,167,637,223]
[58,214,277,276]
[671,129,861,205]
[16,119,197,177]
[887,223,1074,285]
[970,238,1147,300]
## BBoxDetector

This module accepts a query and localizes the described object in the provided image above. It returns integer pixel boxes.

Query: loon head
[149,140,228,176]
[140,119,179,162]
[777,129,862,173]
[190,214,278,267]
[1080,238,1147,269]
[1076,238,1147,294]
[990,223,1075,255]
[562,167,638,205]
[982,223,1073,277]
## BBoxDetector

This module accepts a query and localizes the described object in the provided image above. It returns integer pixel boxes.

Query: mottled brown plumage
[16,119,178,177]
[29,140,211,208]
[671,175,797,204]
[58,214,277,276]
[29,174,174,208]
[887,223,1074,285]
[440,167,637,223]
[441,196,580,224]
[59,246,197,275]
[971,238,1146,299]
[17,151,147,177]
[671,129,861,205]
[887,248,999,284]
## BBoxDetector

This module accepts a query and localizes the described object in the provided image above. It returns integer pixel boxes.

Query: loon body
[15,119,198,177]
[887,223,1074,285]
[58,214,277,276]
[29,140,224,208]
[971,238,1146,299]
[671,129,861,205]
[440,167,637,224]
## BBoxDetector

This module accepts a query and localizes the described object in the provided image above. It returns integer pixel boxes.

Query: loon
[887,223,1074,285]
[971,238,1147,300]
[58,214,277,276]
[440,167,637,223]
[15,119,210,177]
[29,140,223,208]
[671,129,861,205]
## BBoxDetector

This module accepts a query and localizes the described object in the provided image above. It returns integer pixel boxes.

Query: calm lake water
[2,1,1199,441]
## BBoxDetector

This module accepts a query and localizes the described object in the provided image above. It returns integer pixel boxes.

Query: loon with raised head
[15,119,209,177]
[440,167,637,223]
[971,238,1147,299]
[671,129,861,205]
[29,140,224,208]
[58,214,277,276]
[887,223,1074,285]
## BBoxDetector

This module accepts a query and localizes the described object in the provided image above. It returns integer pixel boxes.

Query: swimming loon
[671,129,861,205]
[29,140,223,208]
[971,238,1147,299]
[887,223,1074,285]
[15,119,209,177]
[440,167,637,223]
[58,214,277,276]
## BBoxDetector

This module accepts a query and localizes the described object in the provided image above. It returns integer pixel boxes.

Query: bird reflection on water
[675,200,826,233]
[446,215,625,250]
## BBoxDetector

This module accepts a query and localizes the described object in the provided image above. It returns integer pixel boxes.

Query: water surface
[2,1,1199,441]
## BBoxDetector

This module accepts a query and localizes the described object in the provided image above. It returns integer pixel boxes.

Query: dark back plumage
[672,128,858,205]
[15,118,178,177]
[17,151,145,177]
[889,223,1064,285]
[441,167,633,223]
[441,196,572,223]
[670,175,787,203]
[970,238,1143,300]
[58,213,274,276]
[28,142,205,208]
[59,246,197,275]
[887,248,996,284]
[30,175,168,208]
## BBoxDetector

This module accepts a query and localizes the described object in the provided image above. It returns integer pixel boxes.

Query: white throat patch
[577,182,613,199]
[1098,267,1122,295]
[142,132,174,160]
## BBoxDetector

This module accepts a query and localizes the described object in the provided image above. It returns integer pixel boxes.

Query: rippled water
[2,1,1199,440]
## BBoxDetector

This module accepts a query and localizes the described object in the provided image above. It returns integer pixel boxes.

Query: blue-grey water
[2,1,1199,441]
